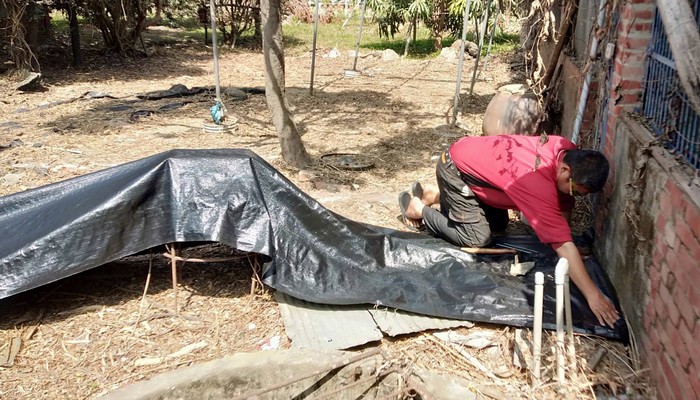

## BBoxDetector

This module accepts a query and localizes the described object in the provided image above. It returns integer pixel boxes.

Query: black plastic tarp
[0,149,627,340]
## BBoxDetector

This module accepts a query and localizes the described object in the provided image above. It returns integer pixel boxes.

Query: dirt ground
[0,27,651,399]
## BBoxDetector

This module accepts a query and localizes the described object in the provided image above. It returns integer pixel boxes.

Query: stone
[224,88,247,100]
[297,169,317,182]
[325,48,340,58]
[450,40,479,57]
[381,49,400,61]
[1,173,24,186]
[440,47,457,62]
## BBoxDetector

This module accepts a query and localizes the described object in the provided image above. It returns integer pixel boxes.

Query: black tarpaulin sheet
[0,149,627,341]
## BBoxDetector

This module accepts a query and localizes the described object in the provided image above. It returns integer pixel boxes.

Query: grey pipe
[352,0,367,71]
[209,0,221,102]
[451,0,473,126]
[572,0,607,144]
[310,0,320,94]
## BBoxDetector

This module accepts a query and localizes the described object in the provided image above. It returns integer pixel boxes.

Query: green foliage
[366,0,520,48]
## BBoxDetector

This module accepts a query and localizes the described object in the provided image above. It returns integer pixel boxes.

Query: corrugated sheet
[367,308,474,337]
[276,292,383,350]
[276,293,476,350]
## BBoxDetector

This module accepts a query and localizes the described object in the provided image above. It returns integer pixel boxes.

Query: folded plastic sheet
[0,149,627,341]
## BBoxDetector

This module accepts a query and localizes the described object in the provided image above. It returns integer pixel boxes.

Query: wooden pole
[310,0,320,94]
[169,244,179,315]
[656,0,700,116]
[461,247,517,254]
[541,0,574,90]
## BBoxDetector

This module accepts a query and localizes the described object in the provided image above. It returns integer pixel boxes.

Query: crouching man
[399,134,620,327]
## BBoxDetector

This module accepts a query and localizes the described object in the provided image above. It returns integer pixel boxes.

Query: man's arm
[554,241,620,327]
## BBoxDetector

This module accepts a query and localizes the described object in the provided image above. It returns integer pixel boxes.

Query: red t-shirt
[449,135,576,245]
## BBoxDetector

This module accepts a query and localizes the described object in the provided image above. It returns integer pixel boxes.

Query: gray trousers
[421,151,508,247]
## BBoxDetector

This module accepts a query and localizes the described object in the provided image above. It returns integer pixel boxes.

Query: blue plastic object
[210,101,225,124]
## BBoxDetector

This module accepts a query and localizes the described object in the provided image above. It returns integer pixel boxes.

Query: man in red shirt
[400,134,619,327]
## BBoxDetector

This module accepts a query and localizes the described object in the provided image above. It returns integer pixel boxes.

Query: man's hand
[554,241,620,328]
[587,290,620,328]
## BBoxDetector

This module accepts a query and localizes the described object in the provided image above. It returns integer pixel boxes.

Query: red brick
[688,286,700,325]
[649,260,662,289]
[660,283,681,327]
[644,301,657,330]
[660,352,685,400]
[652,247,665,268]
[621,5,634,23]
[675,266,690,297]
[632,22,652,32]
[617,79,642,91]
[620,49,647,65]
[689,362,700,399]
[628,0,653,6]
[683,230,700,264]
[677,246,698,295]
[659,193,674,221]
[668,325,691,368]
[684,205,700,240]
[678,318,695,352]
[610,103,624,117]
[654,290,667,322]
[676,281,696,323]
[678,372,697,400]
[661,258,672,284]
[615,64,643,79]
[665,226,678,250]
[676,219,698,250]
[617,92,642,105]
[667,272,677,290]
[634,9,653,20]
[688,320,700,372]
[667,181,686,209]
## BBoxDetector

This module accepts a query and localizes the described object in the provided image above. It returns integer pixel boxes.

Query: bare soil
[0,27,651,399]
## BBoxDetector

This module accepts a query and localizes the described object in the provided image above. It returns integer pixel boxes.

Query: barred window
[642,4,700,169]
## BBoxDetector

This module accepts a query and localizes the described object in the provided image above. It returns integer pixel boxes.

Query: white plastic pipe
[571,0,607,144]
[555,258,569,384]
[533,271,544,385]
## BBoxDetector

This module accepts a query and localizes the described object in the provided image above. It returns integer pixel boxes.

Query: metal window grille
[642,4,700,169]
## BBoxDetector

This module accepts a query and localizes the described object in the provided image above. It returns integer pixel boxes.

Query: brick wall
[644,180,700,399]
[594,1,700,399]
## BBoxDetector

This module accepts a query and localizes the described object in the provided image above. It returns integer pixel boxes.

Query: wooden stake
[461,247,517,254]
[169,244,179,315]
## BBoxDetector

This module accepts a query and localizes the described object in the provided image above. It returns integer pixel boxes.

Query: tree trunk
[656,0,700,116]
[260,0,311,168]
[68,4,82,66]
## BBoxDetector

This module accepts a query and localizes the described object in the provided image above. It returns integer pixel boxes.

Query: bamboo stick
[461,247,517,254]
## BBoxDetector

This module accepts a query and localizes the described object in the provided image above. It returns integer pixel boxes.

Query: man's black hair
[563,149,610,192]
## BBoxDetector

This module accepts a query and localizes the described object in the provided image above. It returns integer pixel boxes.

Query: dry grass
[0,27,652,399]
